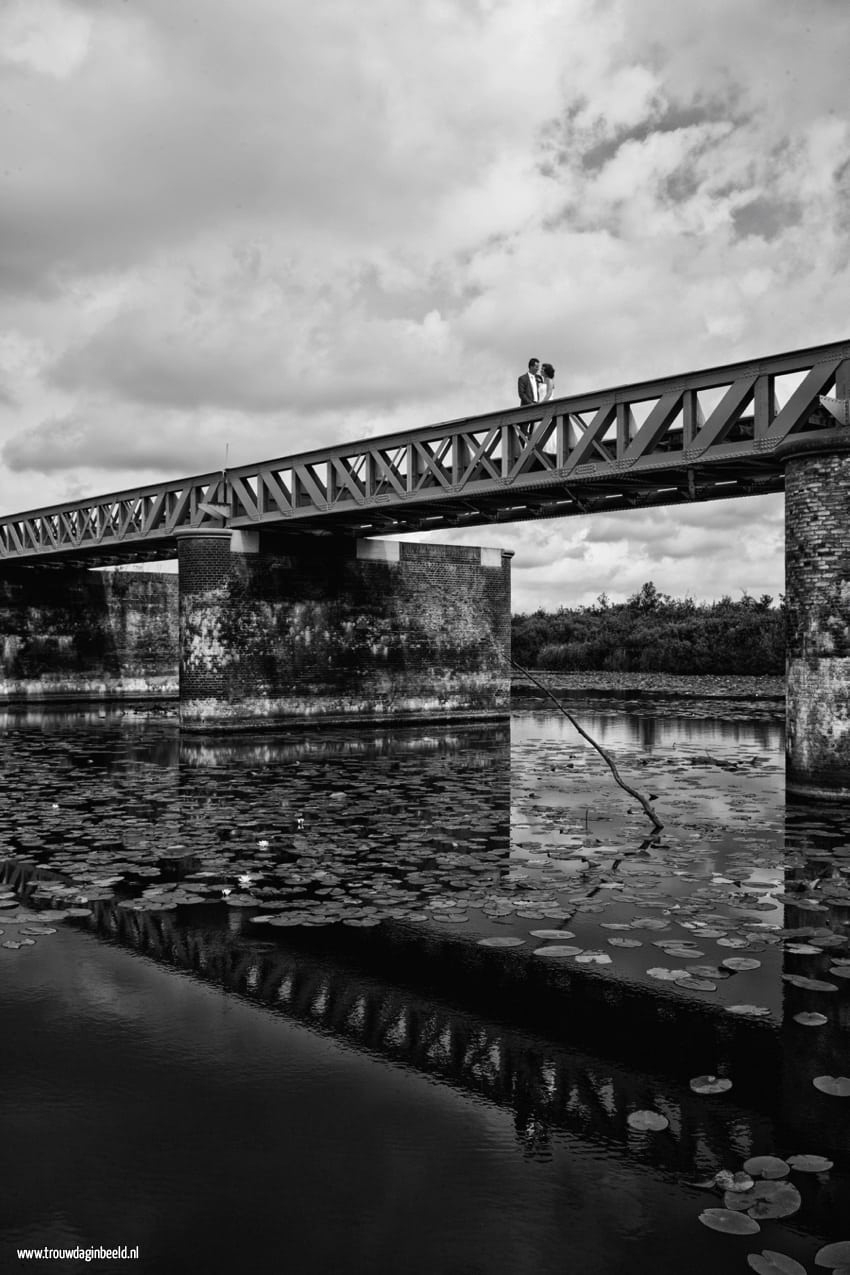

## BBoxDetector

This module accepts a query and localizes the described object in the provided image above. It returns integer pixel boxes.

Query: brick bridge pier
[175,529,512,731]
[783,434,850,799]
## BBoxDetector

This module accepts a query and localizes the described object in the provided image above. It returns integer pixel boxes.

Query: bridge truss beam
[2,340,849,564]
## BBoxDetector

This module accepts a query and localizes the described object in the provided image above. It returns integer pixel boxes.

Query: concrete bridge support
[175,529,512,732]
[785,443,850,798]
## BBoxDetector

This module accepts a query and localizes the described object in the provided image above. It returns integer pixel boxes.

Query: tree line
[512,582,785,675]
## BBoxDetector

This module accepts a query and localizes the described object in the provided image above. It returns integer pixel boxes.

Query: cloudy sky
[1,0,848,611]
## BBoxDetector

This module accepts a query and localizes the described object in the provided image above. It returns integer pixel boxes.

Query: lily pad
[532,944,582,957]
[747,1182,801,1219]
[626,1110,668,1132]
[690,1074,733,1094]
[699,1208,760,1235]
[815,1241,850,1269]
[689,964,730,980]
[723,1190,755,1212]
[477,936,525,948]
[786,1154,833,1172]
[743,1156,790,1179]
[782,974,838,992]
[529,929,575,940]
[721,957,762,971]
[726,1004,771,1017]
[812,1075,850,1097]
[747,1252,807,1275]
[793,1012,828,1027]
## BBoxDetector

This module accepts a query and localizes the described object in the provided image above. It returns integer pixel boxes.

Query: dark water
[2,700,850,1275]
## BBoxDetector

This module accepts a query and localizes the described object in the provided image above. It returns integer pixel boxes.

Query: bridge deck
[2,339,849,564]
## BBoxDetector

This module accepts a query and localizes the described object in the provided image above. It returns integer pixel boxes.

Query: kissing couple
[518,358,555,406]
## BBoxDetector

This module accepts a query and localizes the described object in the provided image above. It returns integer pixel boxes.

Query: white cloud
[399,492,785,612]
[0,0,92,78]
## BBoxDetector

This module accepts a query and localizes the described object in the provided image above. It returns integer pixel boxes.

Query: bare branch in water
[510,660,664,833]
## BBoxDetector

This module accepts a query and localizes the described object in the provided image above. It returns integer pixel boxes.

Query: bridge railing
[2,339,849,560]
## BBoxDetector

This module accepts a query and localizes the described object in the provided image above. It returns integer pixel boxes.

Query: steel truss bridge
[2,339,849,565]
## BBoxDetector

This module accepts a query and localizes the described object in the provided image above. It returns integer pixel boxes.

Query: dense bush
[512,583,785,675]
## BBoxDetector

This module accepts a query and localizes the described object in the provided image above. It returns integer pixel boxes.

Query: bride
[520,362,556,445]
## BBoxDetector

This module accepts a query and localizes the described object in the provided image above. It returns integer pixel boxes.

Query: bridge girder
[2,340,848,563]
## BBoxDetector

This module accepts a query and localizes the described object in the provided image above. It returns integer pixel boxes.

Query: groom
[517,357,542,440]
[518,357,542,406]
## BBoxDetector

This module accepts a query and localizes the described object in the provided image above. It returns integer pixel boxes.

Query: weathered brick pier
[175,531,512,730]
[783,436,850,797]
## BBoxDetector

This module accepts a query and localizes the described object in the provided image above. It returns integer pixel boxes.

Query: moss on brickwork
[177,534,511,728]
[786,452,850,793]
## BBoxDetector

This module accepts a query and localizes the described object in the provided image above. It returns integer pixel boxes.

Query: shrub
[512,584,784,675]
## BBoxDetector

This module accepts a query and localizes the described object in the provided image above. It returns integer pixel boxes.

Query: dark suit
[518,372,540,406]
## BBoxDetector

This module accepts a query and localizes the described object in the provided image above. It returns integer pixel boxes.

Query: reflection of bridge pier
[779,814,850,1176]
[176,719,511,770]
[175,720,513,876]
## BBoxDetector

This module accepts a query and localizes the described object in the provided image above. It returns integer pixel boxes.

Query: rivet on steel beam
[819,396,850,426]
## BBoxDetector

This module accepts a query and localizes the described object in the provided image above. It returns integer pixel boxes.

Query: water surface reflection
[1,700,849,1275]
